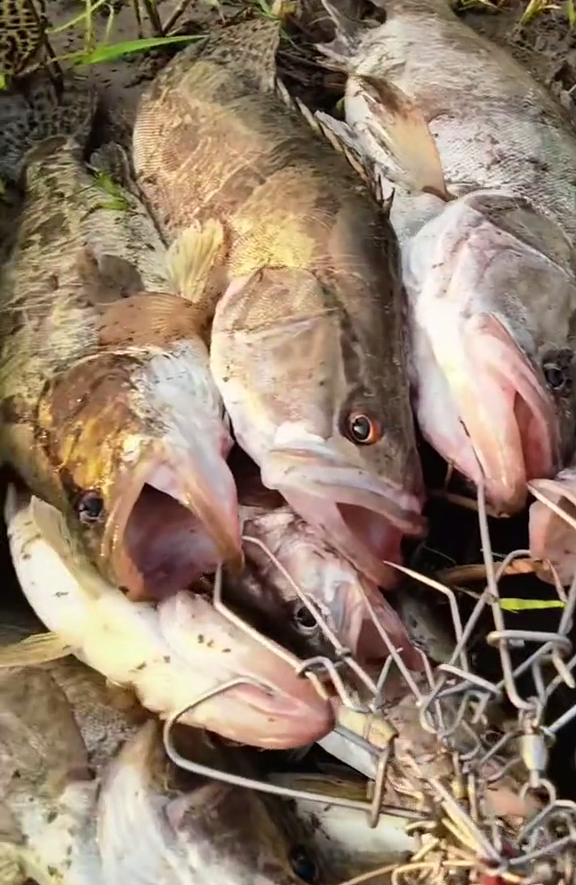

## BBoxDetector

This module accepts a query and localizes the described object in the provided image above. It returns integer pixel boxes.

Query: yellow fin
[166,220,228,314]
[98,292,207,348]
[354,74,451,200]
[0,632,72,668]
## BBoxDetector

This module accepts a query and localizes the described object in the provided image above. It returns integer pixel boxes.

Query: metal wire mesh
[162,480,576,885]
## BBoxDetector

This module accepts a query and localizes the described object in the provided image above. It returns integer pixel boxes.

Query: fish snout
[158,593,334,749]
[417,310,559,514]
[529,471,576,586]
[105,443,243,601]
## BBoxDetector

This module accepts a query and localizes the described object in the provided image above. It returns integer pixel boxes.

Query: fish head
[99,720,324,885]
[37,312,242,600]
[240,503,424,671]
[402,191,576,513]
[212,264,426,588]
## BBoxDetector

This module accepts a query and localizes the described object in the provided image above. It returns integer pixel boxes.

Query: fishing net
[158,478,576,885]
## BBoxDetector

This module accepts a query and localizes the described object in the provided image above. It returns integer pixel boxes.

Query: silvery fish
[315,0,576,514]
[131,5,426,590]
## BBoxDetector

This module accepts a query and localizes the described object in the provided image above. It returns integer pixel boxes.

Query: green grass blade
[68,33,205,66]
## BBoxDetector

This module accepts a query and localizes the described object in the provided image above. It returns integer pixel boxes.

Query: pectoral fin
[97,292,208,348]
[166,219,228,323]
[353,74,451,200]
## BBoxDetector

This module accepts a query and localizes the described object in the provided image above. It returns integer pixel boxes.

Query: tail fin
[0,73,97,184]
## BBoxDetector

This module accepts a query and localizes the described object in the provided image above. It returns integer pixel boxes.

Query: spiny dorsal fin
[272,75,377,188]
[314,0,382,71]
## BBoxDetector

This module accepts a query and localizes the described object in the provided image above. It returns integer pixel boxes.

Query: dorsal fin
[272,75,377,188]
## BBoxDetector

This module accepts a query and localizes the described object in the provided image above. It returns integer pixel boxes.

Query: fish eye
[288,845,318,883]
[543,361,572,395]
[76,490,105,524]
[346,412,380,445]
[293,603,319,636]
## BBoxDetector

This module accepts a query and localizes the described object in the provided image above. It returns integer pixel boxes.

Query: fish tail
[0,72,97,184]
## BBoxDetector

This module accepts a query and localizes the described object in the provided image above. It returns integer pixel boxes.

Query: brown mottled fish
[0,73,242,601]
[132,6,426,589]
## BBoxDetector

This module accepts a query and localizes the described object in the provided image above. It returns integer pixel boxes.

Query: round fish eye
[289,845,318,884]
[346,412,380,445]
[543,361,572,394]
[76,490,105,524]
[293,603,319,636]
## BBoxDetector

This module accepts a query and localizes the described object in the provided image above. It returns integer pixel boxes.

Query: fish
[98,721,326,885]
[2,483,335,750]
[314,0,576,513]
[0,612,326,885]
[0,72,242,602]
[224,449,423,671]
[0,0,48,83]
[131,5,426,590]
[235,492,425,672]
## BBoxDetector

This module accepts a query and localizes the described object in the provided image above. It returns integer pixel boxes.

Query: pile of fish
[0,0,575,881]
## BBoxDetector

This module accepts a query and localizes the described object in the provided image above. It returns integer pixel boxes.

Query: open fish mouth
[529,471,576,586]
[261,449,425,588]
[105,447,242,600]
[430,313,559,513]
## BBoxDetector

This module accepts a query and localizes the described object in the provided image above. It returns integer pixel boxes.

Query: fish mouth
[439,313,558,513]
[158,592,334,749]
[105,446,242,600]
[207,680,334,748]
[261,448,426,587]
[529,472,576,586]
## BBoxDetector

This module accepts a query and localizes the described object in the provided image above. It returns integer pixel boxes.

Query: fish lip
[529,472,576,586]
[261,446,425,587]
[435,315,559,513]
[157,592,334,749]
[263,447,426,535]
[212,682,334,749]
[103,445,242,599]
